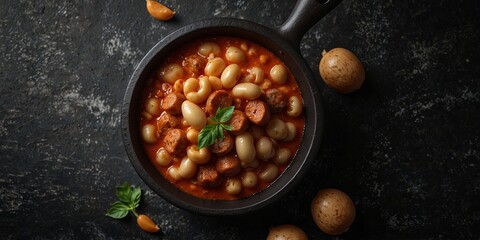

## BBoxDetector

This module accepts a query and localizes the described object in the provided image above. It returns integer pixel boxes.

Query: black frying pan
[122,0,343,216]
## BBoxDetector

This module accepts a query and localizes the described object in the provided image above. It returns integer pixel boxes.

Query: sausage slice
[206,90,233,116]
[210,131,234,156]
[196,166,222,188]
[183,54,207,78]
[265,88,286,114]
[215,155,242,177]
[163,128,188,155]
[227,110,249,135]
[161,92,185,115]
[156,112,179,135]
[245,100,271,126]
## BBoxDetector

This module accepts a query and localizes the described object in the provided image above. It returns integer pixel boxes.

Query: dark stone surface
[1,0,479,239]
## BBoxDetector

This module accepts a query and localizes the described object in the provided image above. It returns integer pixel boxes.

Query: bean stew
[139,36,305,200]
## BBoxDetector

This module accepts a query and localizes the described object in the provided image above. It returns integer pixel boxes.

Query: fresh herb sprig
[106,182,160,233]
[197,106,234,149]
[106,182,141,219]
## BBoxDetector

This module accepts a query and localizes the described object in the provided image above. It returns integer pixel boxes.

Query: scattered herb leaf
[107,182,140,219]
[106,182,160,233]
[106,201,130,219]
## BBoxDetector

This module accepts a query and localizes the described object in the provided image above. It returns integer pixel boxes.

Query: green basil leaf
[105,201,130,219]
[116,182,132,204]
[130,186,141,208]
[217,125,224,140]
[198,106,235,149]
[217,106,235,123]
[209,116,219,124]
[221,124,233,131]
[197,124,218,149]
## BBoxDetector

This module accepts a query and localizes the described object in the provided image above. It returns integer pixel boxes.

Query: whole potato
[267,224,308,240]
[311,189,356,235]
[319,48,365,93]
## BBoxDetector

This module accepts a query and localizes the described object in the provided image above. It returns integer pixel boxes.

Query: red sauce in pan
[139,37,304,200]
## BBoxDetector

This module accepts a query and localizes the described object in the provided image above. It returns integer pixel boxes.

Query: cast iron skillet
[122,0,342,216]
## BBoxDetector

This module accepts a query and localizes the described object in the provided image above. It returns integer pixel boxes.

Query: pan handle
[276,0,343,48]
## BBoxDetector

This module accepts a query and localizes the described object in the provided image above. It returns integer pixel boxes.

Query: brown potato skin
[311,188,356,235]
[267,224,308,240]
[319,48,365,94]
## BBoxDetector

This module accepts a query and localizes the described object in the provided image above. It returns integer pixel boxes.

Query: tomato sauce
[140,36,305,200]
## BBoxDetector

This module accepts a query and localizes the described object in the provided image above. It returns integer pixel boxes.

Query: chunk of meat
[210,131,234,156]
[265,88,286,114]
[163,129,188,155]
[227,110,249,135]
[206,90,233,116]
[156,112,179,135]
[196,166,222,188]
[215,155,241,177]
[245,100,271,126]
[183,54,207,77]
[161,92,185,115]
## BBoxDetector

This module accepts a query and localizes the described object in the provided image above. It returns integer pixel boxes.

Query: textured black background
[1,0,479,239]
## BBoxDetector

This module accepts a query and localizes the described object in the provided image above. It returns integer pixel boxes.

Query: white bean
[240,42,248,51]
[232,83,262,100]
[259,163,279,182]
[241,158,259,169]
[259,54,269,65]
[283,122,297,142]
[141,124,157,143]
[198,42,221,57]
[145,98,161,116]
[173,79,184,93]
[260,78,272,90]
[242,171,258,188]
[168,166,182,180]
[204,57,226,77]
[186,127,199,144]
[178,157,197,179]
[235,132,256,163]
[181,100,207,129]
[255,136,276,161]
[249,67,265,84]
[141,111,153,121]
[273,148,292,165]
[187,145,211,164]
[239,74,254,83]
[221,64,241,89]
[266,118,288,140]
[207,76,223,90]
[270,64,288,85]
[287,95,303,117]
[226,178,242,195]
[158,63,184,84]
[183,77,212,104]
[225,46,245,63]
[156,147,172,166]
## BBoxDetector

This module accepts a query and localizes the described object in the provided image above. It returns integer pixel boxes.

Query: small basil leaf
[198,106,235,149]
[116,182,132,204]
[210,116,219,124]
[217,125,224,140]
[130,186,141,207]
[105,201,130,219]
[221,124,233,131]
[198,124,218,149]
[217,106,235,123]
